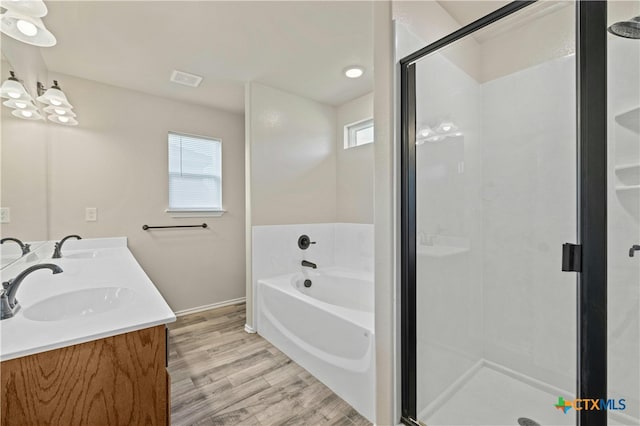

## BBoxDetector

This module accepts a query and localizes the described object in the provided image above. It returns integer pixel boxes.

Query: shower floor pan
[420,363,634,426]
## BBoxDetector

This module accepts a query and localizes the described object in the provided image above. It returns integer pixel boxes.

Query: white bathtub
[257,267,375,422]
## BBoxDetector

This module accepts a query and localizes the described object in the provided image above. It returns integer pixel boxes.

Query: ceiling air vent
[170,70,203,88]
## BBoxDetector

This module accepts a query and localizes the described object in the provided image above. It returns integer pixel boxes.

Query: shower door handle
[562,243,582,272]
[629,245,640,257]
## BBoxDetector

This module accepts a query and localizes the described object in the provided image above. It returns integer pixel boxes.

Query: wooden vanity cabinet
[1,325,170,426]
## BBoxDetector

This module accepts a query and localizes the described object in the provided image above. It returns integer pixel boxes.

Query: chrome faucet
[0,237,31,255]
[52,235,82,258]
[301,260,317,269]
[1,263,63,320]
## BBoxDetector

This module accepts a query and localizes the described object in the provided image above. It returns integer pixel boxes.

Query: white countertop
[0,237,176,361]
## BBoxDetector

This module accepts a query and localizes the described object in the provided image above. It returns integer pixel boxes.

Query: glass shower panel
[414,3,577,425]
[608,2,640,424]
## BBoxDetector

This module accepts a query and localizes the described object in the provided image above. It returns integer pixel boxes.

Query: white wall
[44,72,246,313]
[247,83,337,226]
[337,92,374,224]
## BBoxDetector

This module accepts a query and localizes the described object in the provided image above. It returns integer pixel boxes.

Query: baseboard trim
[244,324,257,334]
[174,297,246,317]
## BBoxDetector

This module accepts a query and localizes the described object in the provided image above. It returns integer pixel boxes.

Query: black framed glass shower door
[400,1,607,425]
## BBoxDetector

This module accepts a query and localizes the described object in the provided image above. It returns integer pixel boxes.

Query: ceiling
[436,1,511,27]
[37,1,373,114]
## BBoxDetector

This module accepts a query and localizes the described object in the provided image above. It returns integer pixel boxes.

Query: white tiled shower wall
[251,223,374,329]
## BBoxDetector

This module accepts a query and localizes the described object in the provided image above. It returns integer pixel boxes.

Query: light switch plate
[85,207,97,222]
[0,207,10,224]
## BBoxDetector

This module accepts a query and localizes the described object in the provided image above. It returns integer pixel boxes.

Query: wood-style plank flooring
[168,302,371,426]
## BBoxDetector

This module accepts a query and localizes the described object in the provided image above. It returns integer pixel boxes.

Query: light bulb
[16,19,38,37]
[21,110,33,118]
[54,108,66,115]
[58,116,69,123]
[14,101,27,108]
[50,99,62,106]
[8,91,21,99]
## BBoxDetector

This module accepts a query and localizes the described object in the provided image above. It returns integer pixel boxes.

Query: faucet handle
[298,235,316,250]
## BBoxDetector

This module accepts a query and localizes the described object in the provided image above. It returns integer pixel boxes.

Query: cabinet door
[1,325,168,426]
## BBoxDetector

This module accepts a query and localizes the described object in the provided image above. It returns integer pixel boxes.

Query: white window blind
[168,132,222,211]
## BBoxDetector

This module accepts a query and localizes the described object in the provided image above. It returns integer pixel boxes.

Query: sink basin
[60,251,100,260]
[23,287,136,322]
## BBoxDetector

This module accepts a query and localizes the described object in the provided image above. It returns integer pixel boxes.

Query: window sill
[165,209,226,218]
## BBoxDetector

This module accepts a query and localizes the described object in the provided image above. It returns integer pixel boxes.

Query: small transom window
[344,118,374,149]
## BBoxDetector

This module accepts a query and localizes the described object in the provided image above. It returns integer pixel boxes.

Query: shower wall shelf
[615,106,639,133]
[614,163,640,173]
[615,184,640,192]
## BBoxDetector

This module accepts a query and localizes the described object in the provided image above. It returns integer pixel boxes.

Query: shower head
[608,16,640,39]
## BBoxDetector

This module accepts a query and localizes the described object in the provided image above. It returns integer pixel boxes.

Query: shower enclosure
[400,1,638,425]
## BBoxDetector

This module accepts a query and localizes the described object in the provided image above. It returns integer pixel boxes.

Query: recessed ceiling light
[344,66,364,79]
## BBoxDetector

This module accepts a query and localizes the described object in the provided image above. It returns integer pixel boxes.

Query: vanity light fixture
[37,80,78,125]
[36,80,72,108]
[43,105,76,117]
[0,71,31,101]
[416,121,464,144]
[436,122,457,133]
[0,10,56,47]
[47,114,78,126]
[0,0,49,18]
[11,108,42,120]
[0,72,44,120]
[344,66,365,78]
[3,98,36,109]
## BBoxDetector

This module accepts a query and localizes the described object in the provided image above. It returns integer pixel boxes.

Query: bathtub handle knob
[298,235,316,250]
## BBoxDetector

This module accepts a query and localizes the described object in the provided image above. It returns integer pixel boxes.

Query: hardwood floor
[167,303,371,426]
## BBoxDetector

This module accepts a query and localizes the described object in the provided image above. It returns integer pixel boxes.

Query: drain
[517,418,540,426]
[304,279,312,288]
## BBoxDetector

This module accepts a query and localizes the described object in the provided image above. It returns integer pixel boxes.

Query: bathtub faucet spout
[301,260,317,269]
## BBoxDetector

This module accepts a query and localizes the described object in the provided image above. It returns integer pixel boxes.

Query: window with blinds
[168,132,222,211]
